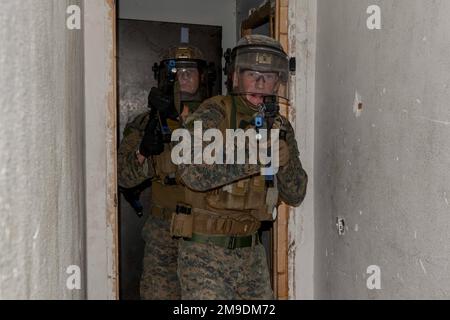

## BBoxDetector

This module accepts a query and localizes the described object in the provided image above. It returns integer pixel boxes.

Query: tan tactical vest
[169,96,279,238]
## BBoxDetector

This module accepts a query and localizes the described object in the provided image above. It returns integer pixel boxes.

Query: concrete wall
[0,0,85,299]
[118,0,237,93]
[314,0,450,299]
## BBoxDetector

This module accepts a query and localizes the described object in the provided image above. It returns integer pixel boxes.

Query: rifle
[139,86,179,157]
[120,87,178,218]
[254,95,287,187]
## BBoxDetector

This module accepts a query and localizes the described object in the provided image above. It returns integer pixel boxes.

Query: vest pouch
[154,146,177,178]
[249,185,279,221]
[170,204,193,239]
[244,175,267,210]
[205,179,249,210]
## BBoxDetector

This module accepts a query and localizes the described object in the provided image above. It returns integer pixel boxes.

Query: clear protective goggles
[229,47,290,101]
[239,70,280,86]
[175,67,199,82]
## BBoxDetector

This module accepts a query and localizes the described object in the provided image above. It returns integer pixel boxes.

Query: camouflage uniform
[118,112,177,299]
[178,236,272,300]
[118,106,201,300]
[118,113,154,189]
[140,215,180,300]
[175,35,308,300]
[176,95,308,300]
[118,43,213,300]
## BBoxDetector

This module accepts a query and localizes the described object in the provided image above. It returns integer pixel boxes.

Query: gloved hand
[139,116,164,157]
[256,138,289,167]
[148,87,178,120]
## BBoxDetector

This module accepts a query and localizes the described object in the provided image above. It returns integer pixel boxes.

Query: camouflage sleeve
[276,119,308,207]
[117,112,155,188]
[178,97,261,192]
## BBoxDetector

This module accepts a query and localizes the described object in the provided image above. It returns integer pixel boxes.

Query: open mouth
[247,93,264,105]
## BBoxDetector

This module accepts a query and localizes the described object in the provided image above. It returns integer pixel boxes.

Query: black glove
[138,87,176,158]
[148,87,178,120]
[139,115,164,157]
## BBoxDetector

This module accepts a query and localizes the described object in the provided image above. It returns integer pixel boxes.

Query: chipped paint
[84,0,119,299]
[353,90,363,117]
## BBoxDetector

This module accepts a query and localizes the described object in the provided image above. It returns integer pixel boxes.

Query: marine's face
[176,68,200,94]
[238,70,279,107]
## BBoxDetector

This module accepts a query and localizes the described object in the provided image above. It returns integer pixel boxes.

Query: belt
[185,232,260,250]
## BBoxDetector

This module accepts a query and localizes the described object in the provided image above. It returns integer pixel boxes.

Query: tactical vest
[170,96,279,239]
[150,103,199,220]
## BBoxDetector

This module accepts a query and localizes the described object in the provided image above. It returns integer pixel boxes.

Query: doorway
[85,0,305,300]
[117,19,223,299]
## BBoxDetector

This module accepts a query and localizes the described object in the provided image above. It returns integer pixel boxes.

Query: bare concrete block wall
[0,0,85,299]
[314,0,450,299]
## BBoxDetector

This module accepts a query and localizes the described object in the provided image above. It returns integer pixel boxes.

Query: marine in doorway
[175,35,308,299]
[118,45,215,299]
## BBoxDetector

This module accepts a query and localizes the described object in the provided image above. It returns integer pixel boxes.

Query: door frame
[84,0,119,300]
[82,0,316,300]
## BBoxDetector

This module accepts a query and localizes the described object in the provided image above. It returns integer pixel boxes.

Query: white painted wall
[118,0,237,92]
[314,0,450,299]
[0,0,85,299]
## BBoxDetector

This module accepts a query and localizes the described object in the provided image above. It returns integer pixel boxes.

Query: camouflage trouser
[177,239,274,300]
[140,215,181,300]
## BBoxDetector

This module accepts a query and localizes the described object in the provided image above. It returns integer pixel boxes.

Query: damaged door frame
[84,0,119,300]
[83,0,315,301]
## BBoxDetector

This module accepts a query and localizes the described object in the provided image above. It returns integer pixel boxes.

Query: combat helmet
[153,45,215,103]
[227,35,290,101]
